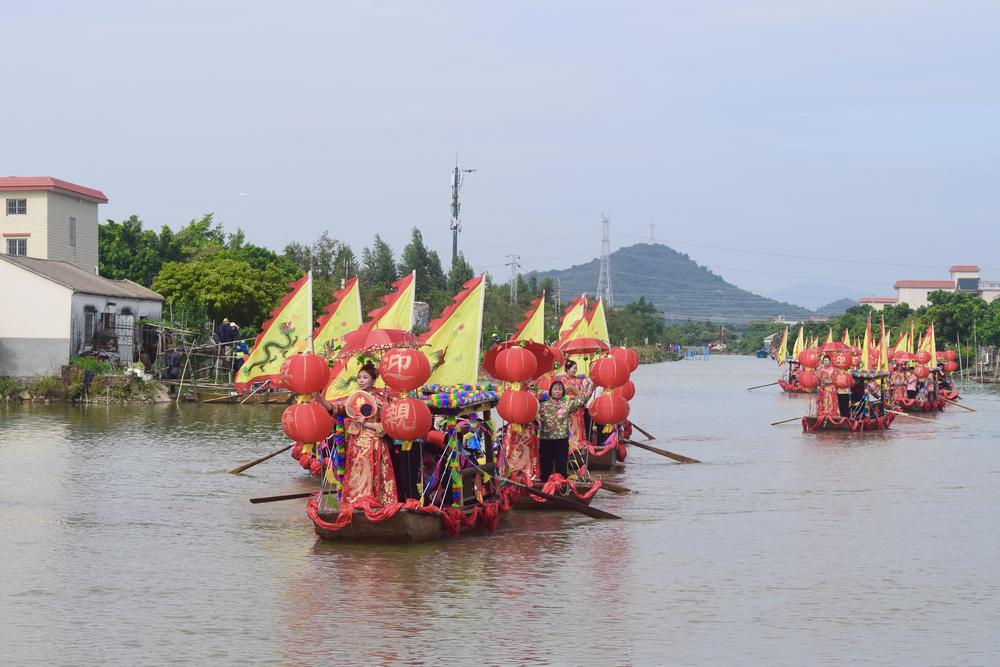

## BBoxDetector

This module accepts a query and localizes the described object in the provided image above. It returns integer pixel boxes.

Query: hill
[528,243,814,322]
[815,298,857,317]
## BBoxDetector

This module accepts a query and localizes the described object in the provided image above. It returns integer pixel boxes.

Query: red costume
[557,373,589,453]
[816,366,839,418]
[337,387,397,504]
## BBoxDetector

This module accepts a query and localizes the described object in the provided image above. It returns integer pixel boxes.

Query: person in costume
[558,359,591,451]
[537,379,594,481]
[315,364,397,504]
[815,356,839,418]
[889,363,907,406]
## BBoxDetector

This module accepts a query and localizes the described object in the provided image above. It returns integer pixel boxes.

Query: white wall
[0,260,73,338]
[47,191,100,274]
[1,190,49,259]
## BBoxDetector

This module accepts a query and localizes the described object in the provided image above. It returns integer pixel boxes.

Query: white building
[858,296,898,311]
[862,265,1000,309]
[0,255,164,376]
[1,176,108,275]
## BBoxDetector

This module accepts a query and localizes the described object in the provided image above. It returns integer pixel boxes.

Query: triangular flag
[313,277,363,361]
[776,327,789,366]
[825,328,834,345]
[842,328,851,347]
[512,292,545,344]
[860,314,872,371]
[235,273,312,391]
[558,295,588,341]
[367,271,415,331]
[420,276,486,387]
[587,299,610,345]
[791,326,804,359]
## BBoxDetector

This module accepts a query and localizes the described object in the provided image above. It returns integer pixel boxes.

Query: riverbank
[0,374,171,403]
[633,345,682,364]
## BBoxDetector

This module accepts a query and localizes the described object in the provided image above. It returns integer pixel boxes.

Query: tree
[399,228,447,299]
[99,215,163,286]
[361,234,399,287]
[447,252,475,293]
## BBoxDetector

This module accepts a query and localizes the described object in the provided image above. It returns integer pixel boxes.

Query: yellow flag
[879,316,890,371]
[919,322,937,367]
[313,277,362,361]
[558,295,588,341]
[842,328,851,347]
[368,271,415,331]
[825,328,833,345]
[791,326,804,359]
[512,293,545,343]
[894,330,909,355]
[421,276,486,387]
[587,299,610,345]
[860,314,872,371]
[776,327,789,366]
[235,273,312,391]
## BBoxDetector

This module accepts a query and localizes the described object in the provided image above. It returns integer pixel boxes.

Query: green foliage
[70,356,111,374]
[361,235,399,286]
[399,228,447,300]
[447,253,476,294]
[25,376,66,399]
[0,377,26,399]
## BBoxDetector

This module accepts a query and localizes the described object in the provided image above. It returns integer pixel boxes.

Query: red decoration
[617,380,636,401]
[590,356,630,389]
[494,346,538,382]
[833,371,852,390]
[914,365,930,379]
[497,389,539,424]
[798,349,820,369]
[915,350,932,364]
[309,459,322,476]
[943,361,959,373]
[281,401,333,443]
[851,355,862,367]
[610,347,640,372]
[798,370,818,389]
[278,353,330,395]
[831,352,852,369]
[550,347,566,372]
[589,394,630,425]
[380,398,432,442]
[943,350,957,362]
[887,349,896,360]
[379,348,431,391]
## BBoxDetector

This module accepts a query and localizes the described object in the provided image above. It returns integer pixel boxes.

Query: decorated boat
[801,412,895,432]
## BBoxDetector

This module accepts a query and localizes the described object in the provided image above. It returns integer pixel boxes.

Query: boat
[801,413,895,432]
[196,387,293,404]
[777,378,813,395]
[511,477,600,510]
[583,438,626,471]
[893,396,946,413]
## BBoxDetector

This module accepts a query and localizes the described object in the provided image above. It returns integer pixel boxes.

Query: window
[69,217,76,247]
[6,238,26,255]
[6,198,27,215]
[84,310,96,347]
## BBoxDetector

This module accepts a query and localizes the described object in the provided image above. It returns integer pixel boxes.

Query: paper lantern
[379,348,431,391]
[943,361,959,373]
[831,352,852,369]
[943,350,957,362]
[617,380,636,401]
[494,346,538,382]
[610,347,640,372]
[497,389,539,424]
[589,394,630,425]
[281,401,333,444]
[590,356,630,389]
[381,398,433,442]
[278,353,330,395]
[798,349,820,369]
[915,350,932,364]
[914,365,930,379]
[798,370,818,389]
[833,371,852,390]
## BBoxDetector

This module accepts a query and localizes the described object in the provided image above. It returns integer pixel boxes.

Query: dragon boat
[777,378,812,395]
[893,396,946,413]
[801,413,895,432]
[510,474,601,510]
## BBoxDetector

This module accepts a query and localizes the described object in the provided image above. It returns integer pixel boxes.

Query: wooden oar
[770,416,802,426]
[886,409,947,425]
[228,442,294,475]
[201,393,237,404]
[504,479,621,520]
[250,490,317,504]
[593,478,632,494]
[625,439,701,464]
[629,422,656,440]
[747,381,780,391]
[942,397,976,412]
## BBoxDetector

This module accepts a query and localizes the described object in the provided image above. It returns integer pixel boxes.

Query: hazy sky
[5,1,999,311]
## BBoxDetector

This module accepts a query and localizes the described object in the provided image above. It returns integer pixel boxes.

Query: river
[2,356,998,665]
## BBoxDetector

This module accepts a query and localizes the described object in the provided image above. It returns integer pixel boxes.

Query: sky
[4,1,999,312]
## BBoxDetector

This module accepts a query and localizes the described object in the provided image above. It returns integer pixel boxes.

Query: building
[0,255,164,376]
[862,265,1000,309]
[0,176,108,275]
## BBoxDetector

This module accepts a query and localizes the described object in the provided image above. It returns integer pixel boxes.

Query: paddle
[593,478,632,494]
[228,442,294,475]
[942,397,976,412]
[629,422,656,440]
[625,439,701,464]
[504,478,621,520]
[770,416,802,426]
[201,393,238,404]
[250,490,317,504]
[886,409,947,425]
[747,381,780,391]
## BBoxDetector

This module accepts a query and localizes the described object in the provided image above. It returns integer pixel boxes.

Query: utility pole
[506,254,521,304]
[449,157,476,267]
[597,214,614,307]
[555,278,561,312]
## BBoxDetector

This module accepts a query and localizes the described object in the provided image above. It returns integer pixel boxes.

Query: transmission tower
[555,278,561,312]
[449,157,476,267]
[649,222,656,244]
[597,214,614,307]
[506,254,521,304]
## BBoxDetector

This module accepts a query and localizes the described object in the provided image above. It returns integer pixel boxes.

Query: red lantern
[914,365,930,379]
[798,348,820,369]
[831,352,852,369]
[497,389,539,424]
[494,346,538,382]
[944,361,959,373]
[610,347,640,372]
[380,397,432,442]
[617,380,636,401]
[590,356,630,389]
[943,350,957,362]
[379,348,431,391]
[278,353,330,394]
[281,401,333,443]
[589,394,630,425]
[915,350,932,364]
[851,355,862,367]
[798,370,818,389]
[833,371,853,390]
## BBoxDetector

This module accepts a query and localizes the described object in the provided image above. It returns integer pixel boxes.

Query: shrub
[25,375,66,399]
[0,377,25,399]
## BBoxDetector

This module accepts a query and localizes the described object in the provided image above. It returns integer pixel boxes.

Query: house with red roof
[861,265,1000,309]
[1,176,108,275]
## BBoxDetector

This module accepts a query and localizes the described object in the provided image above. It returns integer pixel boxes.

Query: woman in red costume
[558,359,590,452]
[815,356,839,418]
[888,362,907,407]
[315,363,397,504]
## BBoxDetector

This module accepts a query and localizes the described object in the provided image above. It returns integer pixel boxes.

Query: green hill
[528,243,814,322]
[815,298,857,317]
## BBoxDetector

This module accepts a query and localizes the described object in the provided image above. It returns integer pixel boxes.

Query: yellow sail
[558,295,588,341]
[312,277,362,361]
[842,328,851,347]
[234,273,312,391]
[878,316,890,371]
[825,328,834,345]
[512,293,545,343]
[587,299,610,345]
[860,314,872,371]
[421,276,486,387]
[791,326,804,359]
[776,327,789,366]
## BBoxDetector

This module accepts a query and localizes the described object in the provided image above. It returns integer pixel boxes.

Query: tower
[597,214,614,307]
[506,253,521,304]
[449,158,476,266]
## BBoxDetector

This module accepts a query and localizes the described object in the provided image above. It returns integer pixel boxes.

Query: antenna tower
[597,214,614,307]
[449,156,476,267]
[506,254,521,304]
[649,222,656,244]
